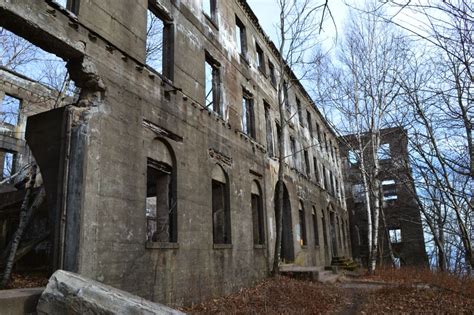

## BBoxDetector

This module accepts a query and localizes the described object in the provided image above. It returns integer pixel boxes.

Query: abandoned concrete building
[339,127,428,267]
[0,0,351,306]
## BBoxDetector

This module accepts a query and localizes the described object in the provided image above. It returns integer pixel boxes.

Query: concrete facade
[0,0,350,306]
[339,127,428,267]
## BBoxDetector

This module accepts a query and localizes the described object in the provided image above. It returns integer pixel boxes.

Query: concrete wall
[0,0,350,306]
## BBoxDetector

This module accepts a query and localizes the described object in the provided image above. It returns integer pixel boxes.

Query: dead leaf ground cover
[180,276,348,314]
[181,268,474,314]
[3,271,49,289]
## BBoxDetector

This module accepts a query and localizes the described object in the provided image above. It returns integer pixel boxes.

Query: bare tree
[272,0,333,275]
[379,0,473,273]
[312,2,411,272]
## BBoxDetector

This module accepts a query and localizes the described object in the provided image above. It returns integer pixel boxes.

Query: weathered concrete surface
[0,0,352,306]
[36,270,183,314]
[0,287,44,315]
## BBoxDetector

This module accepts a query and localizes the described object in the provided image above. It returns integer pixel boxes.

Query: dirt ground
[180,268,474,314]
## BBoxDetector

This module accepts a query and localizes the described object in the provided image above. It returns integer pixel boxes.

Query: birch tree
[312,3,410,272]
[272,0,332,275]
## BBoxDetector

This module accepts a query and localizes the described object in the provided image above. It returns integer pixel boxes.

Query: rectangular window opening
[251,193,265,245]
[146,160,176,243]
[382,179,397,201]
[348,149,360,165]
[304,150,310,177]
[296,97,303,124]
[264,104,274,157]
[290,137,297,168]
[389,228,402,244]
[203,0,217,22]
[378,143,391,160]
[268,61,276,86]
[312,209,319,246]
[242,89,255,138]
[313,157,320,185]
[299,205,307,246]
[352,183,365,203]
[307,111,313,137]
[212,179,231,244]
[205,53,221,115]
[56,0,80,14]
[1,94,21,126]
[256,43,265,74]
[1,151,15,180]
[275,122,282,156]
[235,16,247,56]
[146,5,173,79]
[283,80,290,112]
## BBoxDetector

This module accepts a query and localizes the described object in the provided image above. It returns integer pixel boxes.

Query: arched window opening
[251,181,265,245]
[146,139,177,243]
[212,165,231,244]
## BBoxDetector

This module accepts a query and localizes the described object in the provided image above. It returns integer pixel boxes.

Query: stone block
[37,270,183,314]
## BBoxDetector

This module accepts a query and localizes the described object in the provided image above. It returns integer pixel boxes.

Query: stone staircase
[279,265,339,283]
[330,256,358,271]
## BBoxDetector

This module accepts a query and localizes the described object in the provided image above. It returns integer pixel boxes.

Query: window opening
[382,179,397,201]
[203,0,216,22]
[251,182,265,245]
[352,183,365,203]
[304,150,310,177]
[235,16,247,56]
[268,60,276,86]
[1,95,21,126]
[212,165,231,244]
[264,104,274,156]
[55,0,80,14]
[146,5,173,78]
[242,89,255,138]
[256,43,265,73]
[275,122,282,156]
[205,53,221,115]
[324,133,328,152]
[296,97,303,124]
[312,207,319,246]
[146,9,164,73]
[378,143,391,160]
[348,149,359,165]
[290,136,297,168]
[307,110,313,137]
[298,201,307,246]
[1,151,15,180]
[316,123,321,144]
[323,165,329,190]
[146,159,176,242]
[283,80,290,112]
[389,228,402,244]
[313,157,319,185]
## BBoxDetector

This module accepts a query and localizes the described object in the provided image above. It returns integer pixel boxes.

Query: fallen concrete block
[37,270,184,314]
